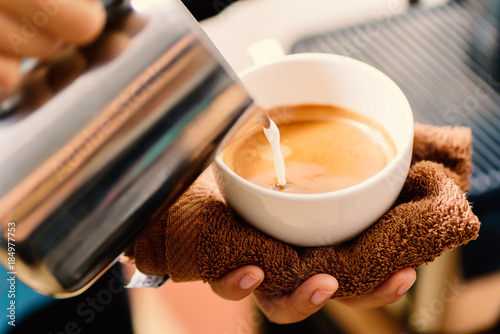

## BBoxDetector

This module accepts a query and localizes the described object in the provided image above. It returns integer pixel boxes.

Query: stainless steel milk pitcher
[0,0,255,297]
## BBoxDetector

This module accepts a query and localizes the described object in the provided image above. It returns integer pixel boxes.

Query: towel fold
[126,123,480,298]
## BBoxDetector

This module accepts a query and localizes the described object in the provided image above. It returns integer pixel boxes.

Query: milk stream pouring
[263,119,287,187]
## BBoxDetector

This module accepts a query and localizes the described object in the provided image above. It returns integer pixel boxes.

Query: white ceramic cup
[213,39,414,247]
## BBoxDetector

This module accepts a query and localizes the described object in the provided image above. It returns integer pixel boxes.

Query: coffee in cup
[222,104,396,194]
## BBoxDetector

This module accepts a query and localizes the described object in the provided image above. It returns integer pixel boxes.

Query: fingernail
[396,283,414,296]
[239,272,260,290]
[310,289,334,306]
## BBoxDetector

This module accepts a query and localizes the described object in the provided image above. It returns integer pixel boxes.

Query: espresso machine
[0,0,256,297]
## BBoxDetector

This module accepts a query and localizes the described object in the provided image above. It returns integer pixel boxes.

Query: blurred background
[2,0,500,333]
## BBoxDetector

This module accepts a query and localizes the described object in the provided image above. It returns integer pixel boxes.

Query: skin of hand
[0,0,106,88]
[211,266,416,324]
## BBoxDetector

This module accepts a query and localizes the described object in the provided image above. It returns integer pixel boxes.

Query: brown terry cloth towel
[126,123,480,298]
